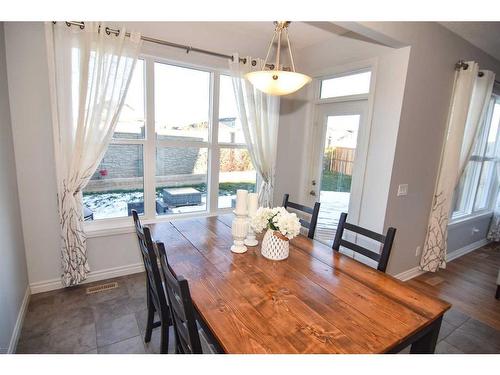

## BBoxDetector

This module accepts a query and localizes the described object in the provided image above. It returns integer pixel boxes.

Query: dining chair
[282,193,321,239]
[332,212,396,273]
[156,241,218,354]
[132,210,172,353]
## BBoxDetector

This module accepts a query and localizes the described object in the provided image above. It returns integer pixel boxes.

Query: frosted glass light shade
[245,70,312,96]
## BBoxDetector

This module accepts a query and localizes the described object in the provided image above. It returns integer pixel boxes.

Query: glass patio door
[311,100,369,245]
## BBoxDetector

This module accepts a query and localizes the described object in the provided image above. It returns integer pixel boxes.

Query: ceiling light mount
[245,21,311,96]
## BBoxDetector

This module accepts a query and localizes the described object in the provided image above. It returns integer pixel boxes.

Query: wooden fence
[323,147,355,176]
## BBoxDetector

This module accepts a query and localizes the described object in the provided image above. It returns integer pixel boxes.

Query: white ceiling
[119,21,353,57]
[440,22,500,61]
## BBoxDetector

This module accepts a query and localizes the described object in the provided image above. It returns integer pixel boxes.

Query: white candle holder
[231,210,248,253]
[244,217,258,246]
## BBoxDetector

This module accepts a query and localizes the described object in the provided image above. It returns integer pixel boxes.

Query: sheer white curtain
[46,22,142,286]
[421,62,495,271]
[487,114,500,241]
[229,53,280,207]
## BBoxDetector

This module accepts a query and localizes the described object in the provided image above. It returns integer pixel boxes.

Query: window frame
[316,68,372,103]
[451,94,500,223]
[84,54,257,235]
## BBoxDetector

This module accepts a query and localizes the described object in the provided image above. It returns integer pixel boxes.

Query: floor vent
[86,282,119,294]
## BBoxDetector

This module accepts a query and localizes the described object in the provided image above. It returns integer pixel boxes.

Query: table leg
[410,316,442,354]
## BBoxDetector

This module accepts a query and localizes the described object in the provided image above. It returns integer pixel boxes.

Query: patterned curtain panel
[229,53,280,207]
[46,22,142,286]
[421,63,495,271]
[487,205,500,241]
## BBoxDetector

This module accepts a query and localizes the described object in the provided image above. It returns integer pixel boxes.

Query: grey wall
[448,214,492,255]
[274,37,411,240]
[352,22,500,274]
[4,22,62,287]
[0,22,29,353]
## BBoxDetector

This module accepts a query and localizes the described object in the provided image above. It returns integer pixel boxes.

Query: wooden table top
[150,214,450,354]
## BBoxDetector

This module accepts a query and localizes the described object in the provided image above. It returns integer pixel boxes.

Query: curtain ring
[105,27,111,35]
[186,46,192,54]
[79,22,85,30]
[65,22,71,27]
[251,60,257,67]
[241,57,247,64]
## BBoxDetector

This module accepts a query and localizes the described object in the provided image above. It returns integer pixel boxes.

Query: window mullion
[208,72,220,214]
[144,57,156,219]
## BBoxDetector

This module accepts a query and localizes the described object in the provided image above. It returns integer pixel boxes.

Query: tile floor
[16,273,174,354]
[16,272,500,354]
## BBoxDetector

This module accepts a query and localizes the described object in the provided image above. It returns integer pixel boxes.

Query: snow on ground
[83,192,237,220]
[83,188,350,244]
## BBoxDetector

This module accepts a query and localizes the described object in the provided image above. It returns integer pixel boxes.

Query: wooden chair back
[132,210,170,321]
[332,212,396,273]
[157,242,203,354]
[282,193,321,239]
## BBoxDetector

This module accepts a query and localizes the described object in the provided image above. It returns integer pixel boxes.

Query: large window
[452,94,500,220]
[217,75,256,209]
[83,58,256,222]
[83,60,146,220]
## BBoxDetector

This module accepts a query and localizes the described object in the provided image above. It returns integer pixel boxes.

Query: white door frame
[311,100,370,226]
[302,59,378,225]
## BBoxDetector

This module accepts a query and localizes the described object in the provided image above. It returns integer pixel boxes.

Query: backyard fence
[323,147,355,176]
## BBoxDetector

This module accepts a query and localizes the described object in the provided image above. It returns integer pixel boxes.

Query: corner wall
[0,22,29,353]
[353,22,500,274]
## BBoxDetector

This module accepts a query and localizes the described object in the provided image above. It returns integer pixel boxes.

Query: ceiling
[119,21,361,58]
[440,22,500,61]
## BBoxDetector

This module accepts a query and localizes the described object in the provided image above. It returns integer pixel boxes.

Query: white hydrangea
[250,206,301,239]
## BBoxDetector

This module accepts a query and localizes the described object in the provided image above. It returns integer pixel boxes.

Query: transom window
[452,94,500,220]
[320,70,372,99]
[83,57,256,221]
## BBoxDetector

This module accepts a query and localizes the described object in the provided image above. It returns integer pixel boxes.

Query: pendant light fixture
[245,21,312,96]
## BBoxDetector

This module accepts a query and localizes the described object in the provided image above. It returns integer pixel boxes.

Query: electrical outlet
[415,246,421,257]
[397,184,408,196]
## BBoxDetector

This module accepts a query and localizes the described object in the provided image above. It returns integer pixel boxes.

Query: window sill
[449,210,493,228]
[84,208,234,238]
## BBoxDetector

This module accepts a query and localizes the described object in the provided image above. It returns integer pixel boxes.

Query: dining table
[150,214,451,354]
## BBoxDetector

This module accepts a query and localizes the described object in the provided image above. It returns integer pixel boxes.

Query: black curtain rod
[58,21,278,70]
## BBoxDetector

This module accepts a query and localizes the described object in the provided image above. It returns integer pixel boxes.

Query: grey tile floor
[16,273,174,354]
[16,272,500,354]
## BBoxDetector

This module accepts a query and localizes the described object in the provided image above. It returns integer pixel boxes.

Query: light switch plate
[397,184,408,196]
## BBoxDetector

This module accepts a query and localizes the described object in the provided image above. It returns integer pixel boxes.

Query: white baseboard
[394,266,426,282]
[7,286,31,354]
[446,238,490,263]
[29,262,145,294]
[394,238,490,282]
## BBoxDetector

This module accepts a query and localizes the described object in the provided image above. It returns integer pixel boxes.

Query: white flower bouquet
[251,207,301,239]
[251,207,301,260]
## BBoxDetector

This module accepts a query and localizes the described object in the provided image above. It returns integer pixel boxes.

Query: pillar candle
[247,193,258,217]
[235,189,248,214]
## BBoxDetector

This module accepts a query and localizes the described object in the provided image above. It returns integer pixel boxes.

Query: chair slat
[332,212,396,273]
[286,201,315,214]
[299,218,310,229]
[344,222,386,243]
[339,239,381,262]
[282,193,321,239]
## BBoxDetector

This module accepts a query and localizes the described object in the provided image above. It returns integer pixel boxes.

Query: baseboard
[394,238,490,283]
[446,238,490,263]
[29,262,145,294]
[394,266,426,282]
[7,286,31,354]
